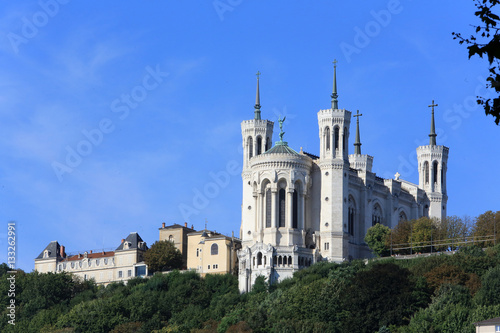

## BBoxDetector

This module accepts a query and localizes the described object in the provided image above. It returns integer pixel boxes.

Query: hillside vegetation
[2,243,500,332]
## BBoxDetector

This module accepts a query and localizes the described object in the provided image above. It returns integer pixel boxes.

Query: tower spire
[353,110,363,154]
[254,71,261,120]
[331,59,339,109]
[428,100,438,146]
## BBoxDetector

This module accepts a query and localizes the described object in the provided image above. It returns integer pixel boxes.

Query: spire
[254,71,261,120]
[428,100,438,146]
[353,110,363,154]
[331,59,338,109]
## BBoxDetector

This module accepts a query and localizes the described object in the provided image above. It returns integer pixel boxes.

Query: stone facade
[34,232,148,285]
[159,222,196,268]
[238,70,449,292]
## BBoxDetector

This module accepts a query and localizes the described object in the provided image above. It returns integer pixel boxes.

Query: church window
[424,205,429,216]
[248,136,253,159]
[266,137,270,152]
[279,188,286,228]
[325,127,331,150]
[79,261,82,268]
[399,211,407,222]
[372,204,382,226]
[288,256,292,265]
[257,252,262,266]
[343,127,347,153]
[433,161,438,184]
[324,242,329,250]
[265,188,272,228]
[348,197,355,236]
[424,161,429,184]
[63,263,66,269]
[441,163,445,185]
[253,257,255,267]
[256,136,262,155]
[292,189,298,228]
[264,256,267,266]
[334,127,340,149]
[278,256,282,265]
[211,243,218,255]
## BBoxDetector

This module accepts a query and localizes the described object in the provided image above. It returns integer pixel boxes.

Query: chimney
[184,222,187,228]
[121,239,125,243]
[162,222,166,228]
[60,245,65,258]
[90,250,93,254]
[191,224,194,229]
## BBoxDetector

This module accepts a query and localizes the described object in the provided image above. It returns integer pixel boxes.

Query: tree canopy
[144,240,183,273]
[453,0,500,125]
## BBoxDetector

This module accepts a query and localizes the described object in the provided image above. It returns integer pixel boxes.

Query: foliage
[472,210,500,246]
[365,223,391,256]
[453,0,500,125]
[144,240,183,273]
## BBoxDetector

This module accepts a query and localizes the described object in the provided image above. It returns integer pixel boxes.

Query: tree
[144,240,183,273]
[453,0,500,125]
[436,215,472,251]
[472,210,500,246]
[365,223,391,257]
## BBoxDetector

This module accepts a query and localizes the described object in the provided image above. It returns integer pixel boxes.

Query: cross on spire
[331,59,339,109]
[428,100,438,146]
[254,71,261,120]
[353,110,363,155]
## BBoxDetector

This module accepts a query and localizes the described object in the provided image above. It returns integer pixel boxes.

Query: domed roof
[264,141,299,155]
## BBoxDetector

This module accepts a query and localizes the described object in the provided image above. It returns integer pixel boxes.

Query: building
[159,222,196,268]
[34,232,148,285]
[238,65,449,292]
[187,229,241,277]
[474,317,500,333]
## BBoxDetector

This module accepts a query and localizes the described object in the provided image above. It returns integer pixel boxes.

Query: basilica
[237,64,449,292]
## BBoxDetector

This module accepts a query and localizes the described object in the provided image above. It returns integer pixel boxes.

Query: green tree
[472,210,500,246]
[474,265,500,306]
[144,240,183,273]
[436,215,472,251]
[453,0,500,125]
[391,220,412,255]
[365,223,391,257]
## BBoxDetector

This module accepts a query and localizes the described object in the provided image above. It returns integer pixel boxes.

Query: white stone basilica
[237,65,449,292]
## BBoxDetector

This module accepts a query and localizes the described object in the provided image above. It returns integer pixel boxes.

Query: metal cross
[353,109,363,119]
[333,59,338,68]
[428,100,438,113]
[256,71,261,79]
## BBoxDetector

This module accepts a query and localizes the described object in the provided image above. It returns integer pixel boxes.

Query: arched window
[372,203,382,226]
[263,256,266,266]
[424,161,429,184]
[257,252,262,266]
[292,189,298,229]
[334,127,340,150]
[256,136,262,155]
[211,243,218,255]
[248,136,253,159]
[399,211,408,222]
[196,248,199,257]
[278,256,282,265]
[433,161,438,184]
[43,250,49,258]
[441,162,445,186]
[348,196,355,236]
[288,256,292,265]
[343,127,347,153]
[325,127,331,150]
[168,235,173,242]
[265,187,272,228]
[266,137,271,152]
[279,188,286,228]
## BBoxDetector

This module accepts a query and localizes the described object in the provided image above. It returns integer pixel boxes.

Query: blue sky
[1,1,498,271]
